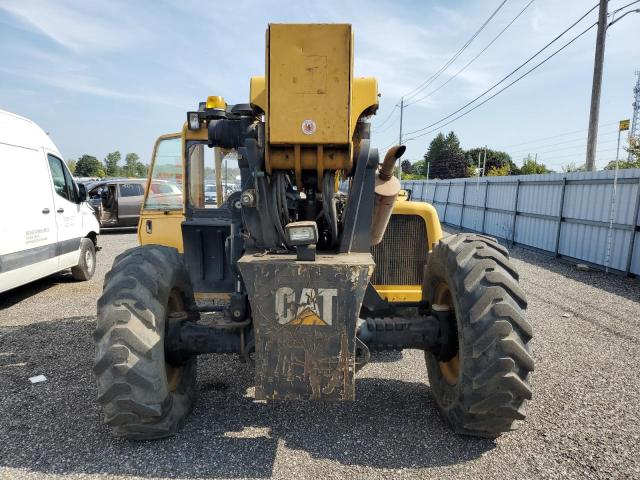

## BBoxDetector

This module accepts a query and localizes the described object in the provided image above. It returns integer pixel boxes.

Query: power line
[611,0,640,15]
[539,147,617,162]
[372,103,399,130]
[379,140,397,155]
[607,6,640,26]
[506,131,618,154]
[403,22,598,143]
[499,121,618,148]
[507,133,618,155]
[374,117,402,134]
[510,138,618,156]
[403,3,600,138]
[405,0,535,107]
[402,0,509,102]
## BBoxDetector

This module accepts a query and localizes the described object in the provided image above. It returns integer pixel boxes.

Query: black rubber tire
[71,237,96,281]
[94,245,198,440]
[424,233,533,438]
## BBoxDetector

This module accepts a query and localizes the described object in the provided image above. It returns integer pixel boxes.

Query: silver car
[87,179,147,228]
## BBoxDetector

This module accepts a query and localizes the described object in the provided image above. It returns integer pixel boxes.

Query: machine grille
[371,214,428,286]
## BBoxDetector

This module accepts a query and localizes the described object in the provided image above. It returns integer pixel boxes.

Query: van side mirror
[77,183,88,203]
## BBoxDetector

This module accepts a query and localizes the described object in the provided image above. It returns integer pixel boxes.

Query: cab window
[187,143,240,209]
[47,154,76,202]
[143,137,183,211]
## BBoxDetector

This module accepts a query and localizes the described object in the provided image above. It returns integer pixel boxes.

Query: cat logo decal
[275,287,337,326]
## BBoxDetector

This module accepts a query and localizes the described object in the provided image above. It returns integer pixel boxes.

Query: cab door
[45,152,83,269]
[138,133,185,251]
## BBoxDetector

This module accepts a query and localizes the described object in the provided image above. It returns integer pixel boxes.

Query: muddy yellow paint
[373,285,423,302]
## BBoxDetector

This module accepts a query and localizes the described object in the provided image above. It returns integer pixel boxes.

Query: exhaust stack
[371,145,405,245]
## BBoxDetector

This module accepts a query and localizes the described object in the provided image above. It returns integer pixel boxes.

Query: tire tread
[425,233,533,437]
[94,245,197,440]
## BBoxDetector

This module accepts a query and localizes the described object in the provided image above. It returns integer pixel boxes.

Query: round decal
[301,119,317,135]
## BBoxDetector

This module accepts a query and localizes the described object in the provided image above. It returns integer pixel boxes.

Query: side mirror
[77,183,87,203]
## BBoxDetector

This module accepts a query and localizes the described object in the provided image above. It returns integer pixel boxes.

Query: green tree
[412,159,426,175]
[520,154,550,175]
[425,131,467,179]
[402,160,426,180]
[75,155,105,177]
[562,162,586,173]
[465,147,516,174]
[66,159,77,174]
[134,163,148,178]
[487,164,510,176]
[603,158,640,170]
[123,152,140,177]
[104,151,121,177]
[401,159,414,174]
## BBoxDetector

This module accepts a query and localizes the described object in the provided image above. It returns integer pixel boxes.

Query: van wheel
[94,245,198,440]
[424,233,533,438]
[71,238,96,281]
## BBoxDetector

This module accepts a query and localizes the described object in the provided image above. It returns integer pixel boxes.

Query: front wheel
[424,233,533,437]
[94,245,198,440]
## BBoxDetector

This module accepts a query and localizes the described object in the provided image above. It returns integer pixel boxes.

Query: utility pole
[482,145,487,175]
[585,0,608,171]
[397,97,404,179]
[605,120,628,271]
[630,70,640,161]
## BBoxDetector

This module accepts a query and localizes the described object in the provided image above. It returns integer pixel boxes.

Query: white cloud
[0,65,186,109]
[0,0,146,52]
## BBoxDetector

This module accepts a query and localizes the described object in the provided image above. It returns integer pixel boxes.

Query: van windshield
[143,137,183,211]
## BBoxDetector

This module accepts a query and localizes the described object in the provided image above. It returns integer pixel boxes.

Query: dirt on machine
[93,23,533,440]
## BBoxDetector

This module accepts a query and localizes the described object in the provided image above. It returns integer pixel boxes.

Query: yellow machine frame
[138,133,442,303]
[138,23,443,303]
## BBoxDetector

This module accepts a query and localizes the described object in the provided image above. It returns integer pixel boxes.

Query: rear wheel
[424,233,533,437]
[94,245,198,440]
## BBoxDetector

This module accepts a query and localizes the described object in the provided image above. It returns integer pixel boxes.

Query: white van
[0,109,100,294]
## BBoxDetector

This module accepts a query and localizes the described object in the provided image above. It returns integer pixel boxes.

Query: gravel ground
[1,228,639,480]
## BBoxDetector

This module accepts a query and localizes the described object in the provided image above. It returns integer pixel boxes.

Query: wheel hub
[434,283,460,385]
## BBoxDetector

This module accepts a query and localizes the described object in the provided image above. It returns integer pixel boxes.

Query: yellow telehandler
[94,23,533,440]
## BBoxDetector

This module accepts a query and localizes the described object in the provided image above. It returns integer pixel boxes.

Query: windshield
[143,136,183,211]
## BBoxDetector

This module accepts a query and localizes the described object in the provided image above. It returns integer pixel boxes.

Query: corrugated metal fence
[402,169,640,276]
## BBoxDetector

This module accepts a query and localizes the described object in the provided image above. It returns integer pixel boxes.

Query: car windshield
[143,137,183,211]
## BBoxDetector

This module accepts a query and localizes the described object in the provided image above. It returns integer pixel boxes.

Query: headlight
[285,221,318,245]
[187,112,200,130]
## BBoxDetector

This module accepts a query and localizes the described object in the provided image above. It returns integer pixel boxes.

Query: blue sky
[0,0,638,171]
